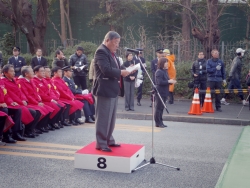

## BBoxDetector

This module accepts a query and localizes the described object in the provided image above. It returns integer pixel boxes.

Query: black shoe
[85,118,95,123]
[149,103,152,107]
[69,120,78,126]
[57,122,64,128]
[125,109,129,111]
[168,101,173,104]
[129,109,135,111]
[12,133,26,141]
[96,147,112,152]
[62,121,71,126]
[35,129,43,134]
[90,115,95,121]
[137,101,141,106]
[162,124,168,127]
[47,124,55,131]
[32,131,39,137]
[2,136,17,143]
[39,128,49,133]
[109,143,121,147]
[51,123,60,129]
[216,108,222,112]
[24,133,36,138]
[155,125,165,128]
[76,118,84,124]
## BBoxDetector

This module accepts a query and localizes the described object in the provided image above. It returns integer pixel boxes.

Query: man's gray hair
[103,31,120,43]
[21,66,32,77]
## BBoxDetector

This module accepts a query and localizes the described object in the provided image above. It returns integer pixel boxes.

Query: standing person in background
[150,48,164,107]
[206,49,226,112]
[122,52,137,111]
[31,49,48,69]
[0,51,3,68]
[154,57,176,128]
[246,69,250,110]
[163,49,176,104]
[135,49,146,106]
[191,51,207,107]
[8,47,26,77]
[221,48,247,106]
[52,50,69,68]
[69,47,89,90]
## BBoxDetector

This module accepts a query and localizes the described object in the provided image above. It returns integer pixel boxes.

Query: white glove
[168,79,177,84]
[82,89,89,95]
[216,65,221,70]
[223,79,227,86]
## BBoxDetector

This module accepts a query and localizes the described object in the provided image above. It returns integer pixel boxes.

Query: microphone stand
[131,53,180,172]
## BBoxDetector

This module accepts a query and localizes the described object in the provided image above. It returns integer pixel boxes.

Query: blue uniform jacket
[206,58,225,82]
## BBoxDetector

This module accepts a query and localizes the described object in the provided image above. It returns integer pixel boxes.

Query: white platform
[74,141,145,173]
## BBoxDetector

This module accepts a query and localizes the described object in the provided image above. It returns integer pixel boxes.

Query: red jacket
[0,78,34,125]
[51,77,83,114]
[17,77,54,117]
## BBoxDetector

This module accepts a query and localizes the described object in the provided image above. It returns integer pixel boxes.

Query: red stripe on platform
[76,141,144,157]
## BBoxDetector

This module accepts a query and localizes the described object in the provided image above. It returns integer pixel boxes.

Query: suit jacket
[31,56,48,68]
[63,76,82,95]
[8,56,26,77]
[151,58,158,84]
[93,44,124,98]
[155,68,170,97]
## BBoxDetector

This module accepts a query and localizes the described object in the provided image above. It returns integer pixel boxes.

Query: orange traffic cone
[201,87,214,113]
[188,88,202,115]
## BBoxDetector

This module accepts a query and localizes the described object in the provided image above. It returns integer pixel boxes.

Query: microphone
[124,47,140,54]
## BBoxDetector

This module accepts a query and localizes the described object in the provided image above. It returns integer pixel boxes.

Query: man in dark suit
[62,66,95,123]
[52,50,69,68]
[8,47,26,77]
[31,49,48,69]
[93,31,130,152]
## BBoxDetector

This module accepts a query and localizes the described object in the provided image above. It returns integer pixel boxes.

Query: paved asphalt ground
[0,118,243,188]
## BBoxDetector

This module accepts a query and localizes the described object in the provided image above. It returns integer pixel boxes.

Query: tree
[0,0,49,55]
[89,0,141,32]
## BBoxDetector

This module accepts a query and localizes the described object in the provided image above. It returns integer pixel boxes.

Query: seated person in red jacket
[1,64,40,138]
[33,65,65,130]
[43,66,71,127]
[62,66,95,123]
[0,76,24,143]
[51,66,84,125]
[17,66,54,133]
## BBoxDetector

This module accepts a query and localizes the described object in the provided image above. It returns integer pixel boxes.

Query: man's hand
[130,76,135,80]
[194,74,198,77]
[223,79,227,86]
[51,99,58,104]
[38,102,44,107]
[11,102,18,106]
[121,70,130,77]
[0,103,7,108]
[22,101,27,106]
[168,79,177,84]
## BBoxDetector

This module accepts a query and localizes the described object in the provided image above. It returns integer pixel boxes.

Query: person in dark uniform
[135,48,146,106]
[122,52,137,111]
[150,48,164,107]
[52,50,69,68]
[69,46,89,90]
[154,57,176,128]
[31,49,48,69]
[8,47,26,77]
[62,66,95,123]
[191,51,207,107]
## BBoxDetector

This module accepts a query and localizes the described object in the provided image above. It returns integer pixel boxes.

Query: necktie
[15,57,18,61]
[38,58,41,63]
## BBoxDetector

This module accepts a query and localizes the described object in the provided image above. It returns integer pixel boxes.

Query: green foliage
[89,0,141,30]
[0,32,15,56]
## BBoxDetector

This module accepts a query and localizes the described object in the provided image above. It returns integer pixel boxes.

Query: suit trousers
[137,81,143,102]
[124,81,135,110]
[154,95,167,126]
[208,81,222,109]
[95,96,117,149]
[73,76,87,90]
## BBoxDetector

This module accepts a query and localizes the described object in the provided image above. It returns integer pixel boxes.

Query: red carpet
[76,141,144,157]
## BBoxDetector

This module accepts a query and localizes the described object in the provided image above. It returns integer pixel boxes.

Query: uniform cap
[13,46,20,51]
[156,48,164,54]
[62,66,73,72]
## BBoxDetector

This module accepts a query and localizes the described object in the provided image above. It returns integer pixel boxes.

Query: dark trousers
[154,95,167,126]
[79,100,95,118]
[69,109,81,121]
[0,116,6,138]
[224,79,244,100]
[208,81,222,109]
[37,113,50,129]
[137,81,143,102]
[124,81,135,110]
[73,76,87,90]
[25,109,40,134]
[49,105,64,125]
[61,104,70,122]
